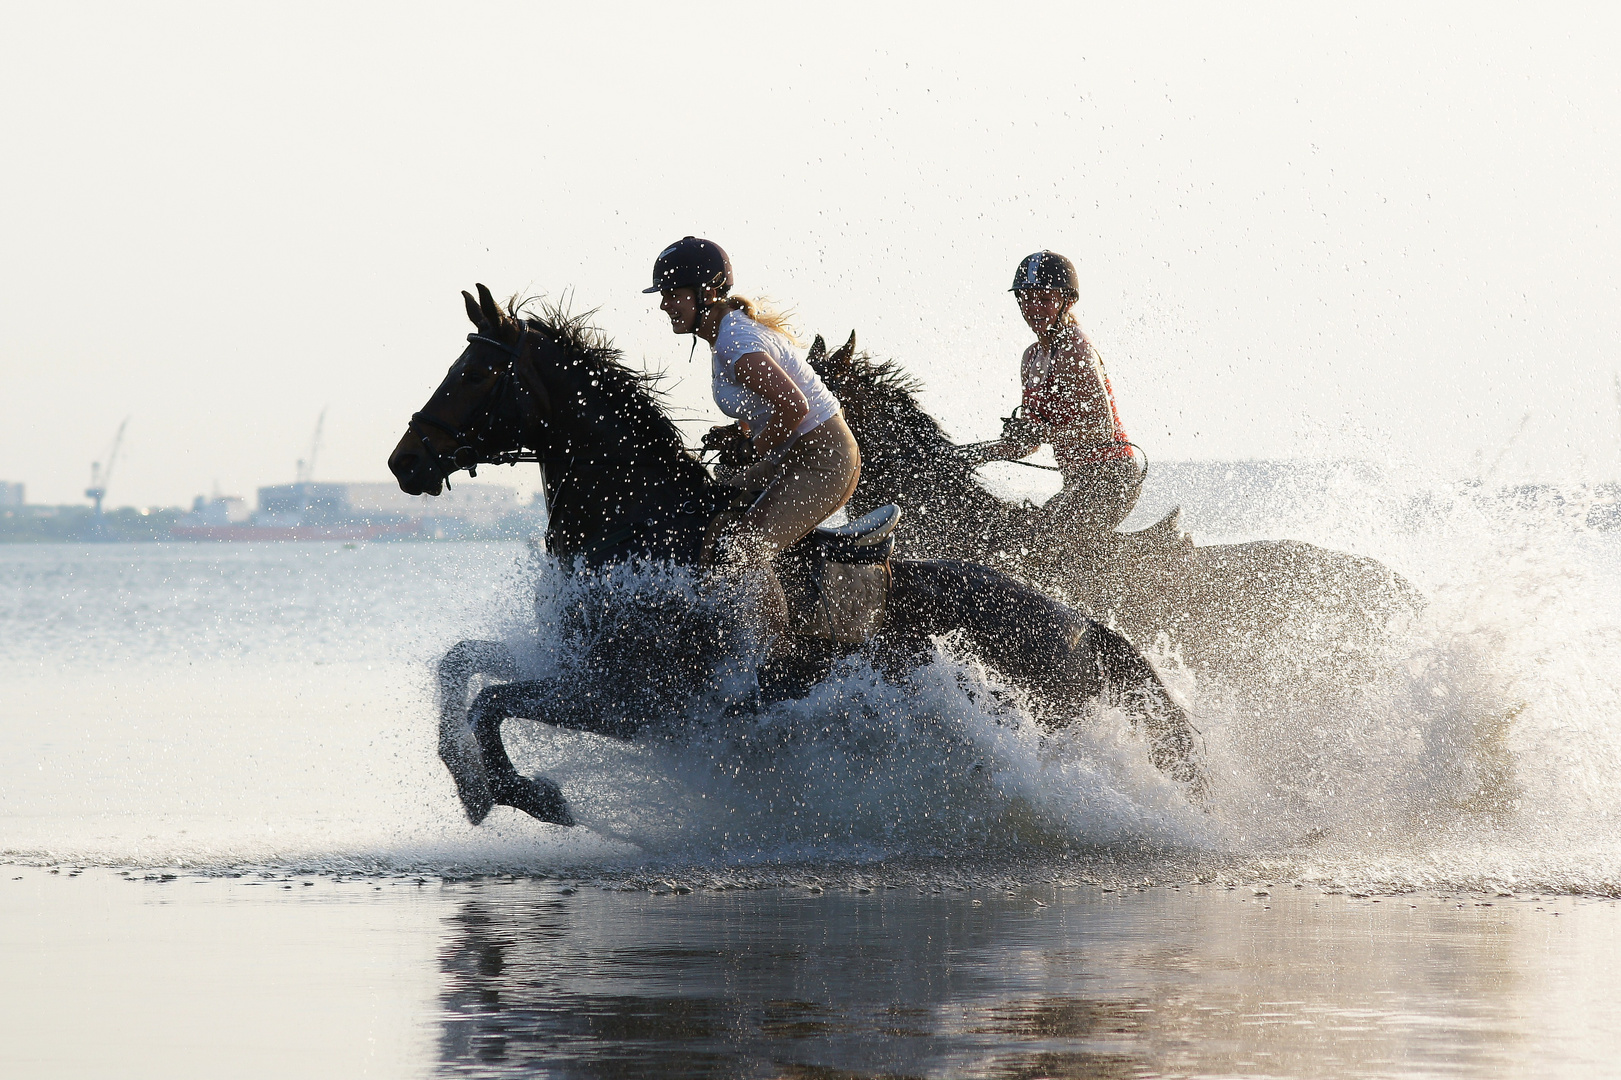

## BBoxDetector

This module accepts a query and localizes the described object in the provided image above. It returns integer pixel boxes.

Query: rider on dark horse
[963,251,1143,543]
[648,236,861,568]
[387,278,1210,826]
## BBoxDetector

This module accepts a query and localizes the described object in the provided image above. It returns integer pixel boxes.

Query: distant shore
[0,506,540,543]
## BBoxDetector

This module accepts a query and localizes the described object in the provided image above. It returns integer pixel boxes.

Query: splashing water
[1,464,1617,893]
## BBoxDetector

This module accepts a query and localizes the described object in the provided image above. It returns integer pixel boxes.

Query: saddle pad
[791,561,890,643]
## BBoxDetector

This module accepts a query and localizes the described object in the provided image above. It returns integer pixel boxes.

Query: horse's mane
[509,296,699,471]
[808,336,1028,558]
[812,344,966,466]
[842,354,956,446]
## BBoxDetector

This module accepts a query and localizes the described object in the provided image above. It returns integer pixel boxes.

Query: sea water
[3,465,1620,1076]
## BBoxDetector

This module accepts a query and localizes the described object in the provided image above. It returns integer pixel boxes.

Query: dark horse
[804,333,1425,691]
[388,286,1208,828]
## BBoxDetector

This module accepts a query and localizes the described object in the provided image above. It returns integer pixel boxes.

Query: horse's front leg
[1085,622,1210,803]
[436,640,520,826]
[462,678,645,827]
[460,681,572,826]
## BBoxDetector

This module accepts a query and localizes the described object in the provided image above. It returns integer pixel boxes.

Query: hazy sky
[3,2,1618,507]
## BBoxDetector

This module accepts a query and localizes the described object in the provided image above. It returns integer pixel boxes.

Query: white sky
[2,2,1618,507]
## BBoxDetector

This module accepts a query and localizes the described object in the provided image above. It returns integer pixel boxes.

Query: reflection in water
[431,884,1615,1079]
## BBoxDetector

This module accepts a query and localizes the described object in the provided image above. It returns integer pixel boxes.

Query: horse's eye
[462,364,494,381]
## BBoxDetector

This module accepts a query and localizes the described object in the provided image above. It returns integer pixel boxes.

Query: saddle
[703,503,901,645]
[783,504,900,643]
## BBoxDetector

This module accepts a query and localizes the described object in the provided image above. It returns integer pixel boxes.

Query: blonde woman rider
[966,250,1142,538]
[646,237,860,565]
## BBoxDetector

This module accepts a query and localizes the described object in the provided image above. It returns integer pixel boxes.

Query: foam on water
[2,465,1618,893]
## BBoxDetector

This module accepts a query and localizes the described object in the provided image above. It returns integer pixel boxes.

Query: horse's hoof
[439,716,494,825]
[498,775,575,827]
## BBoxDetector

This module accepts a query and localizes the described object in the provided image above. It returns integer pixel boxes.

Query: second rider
[965,250,1143,539]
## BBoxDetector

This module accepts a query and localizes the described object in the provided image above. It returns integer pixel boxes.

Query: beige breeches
[722,414,861,562]
[1043,457,1144,536]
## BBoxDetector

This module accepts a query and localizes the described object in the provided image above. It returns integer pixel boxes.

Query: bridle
[406,318,721,560]
[408,327,545,485]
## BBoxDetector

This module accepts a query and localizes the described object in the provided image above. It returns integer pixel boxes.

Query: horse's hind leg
[436,640,521,825]
[1087,622,1209,801]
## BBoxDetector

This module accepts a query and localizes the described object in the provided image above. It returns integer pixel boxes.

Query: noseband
[409,328,543,484]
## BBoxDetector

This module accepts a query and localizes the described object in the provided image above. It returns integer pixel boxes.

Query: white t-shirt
[711,309,841,441]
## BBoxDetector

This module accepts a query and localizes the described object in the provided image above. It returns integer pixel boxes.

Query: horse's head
[805,329,955,462]
[806,330,1010,543]
[389,285,713,562]
[388,283,554,496]
[805,331,861,415]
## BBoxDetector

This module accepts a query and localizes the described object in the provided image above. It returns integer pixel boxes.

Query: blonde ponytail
[726,295,802,346]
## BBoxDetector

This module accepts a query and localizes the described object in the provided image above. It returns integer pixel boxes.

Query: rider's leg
[718,413,862,563]
[709,415,861,701]
[1045,457,1143,537]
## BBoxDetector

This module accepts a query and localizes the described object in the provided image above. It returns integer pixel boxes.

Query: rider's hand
[1001,415,1040,445]
[715,462,770,493]
[702,423,744,452]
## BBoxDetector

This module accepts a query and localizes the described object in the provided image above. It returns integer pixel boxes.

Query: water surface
[4,472,1620,1075]
[5,867,1616,1079]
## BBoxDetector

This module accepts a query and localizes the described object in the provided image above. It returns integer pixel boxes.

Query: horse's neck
[849,409,1024,557]
[859,412,1007,514]
[539,425,710,559]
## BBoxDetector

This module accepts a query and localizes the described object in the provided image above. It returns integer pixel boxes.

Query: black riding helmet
[1009,250,1079,297]
[644,236,733,295]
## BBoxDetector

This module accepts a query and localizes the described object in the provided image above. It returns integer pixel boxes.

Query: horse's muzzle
[388,432,444,497]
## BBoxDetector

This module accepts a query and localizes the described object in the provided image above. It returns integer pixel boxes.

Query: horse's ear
[806,334,827,366]
[462,290,487,331]
[829,331,857,376]
[474,283,504,331]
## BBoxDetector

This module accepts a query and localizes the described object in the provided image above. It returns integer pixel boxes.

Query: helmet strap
[1045,301,1078,341]
[688,284,718,359]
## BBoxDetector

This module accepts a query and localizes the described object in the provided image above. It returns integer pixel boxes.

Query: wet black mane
[501,299,714,562]
[512,298,696,465]
[828,352,955,449]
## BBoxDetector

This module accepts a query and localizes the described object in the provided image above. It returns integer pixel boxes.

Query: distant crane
[85,417,129,532]
[295,408,326,516]
[1613,372,1620,475]
[1480,411,1532,483]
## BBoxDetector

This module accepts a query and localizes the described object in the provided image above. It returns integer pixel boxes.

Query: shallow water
[5,867,1618,1079]
[3,472,1620,1074]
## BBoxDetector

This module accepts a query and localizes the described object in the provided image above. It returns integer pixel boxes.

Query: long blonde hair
[725,294,801,346]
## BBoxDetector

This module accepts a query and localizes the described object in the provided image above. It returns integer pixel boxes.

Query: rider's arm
[961,429,1041,467]
[733,351,810,456]
[960,345,1043,466]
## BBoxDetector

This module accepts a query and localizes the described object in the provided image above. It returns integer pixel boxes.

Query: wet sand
[5,866,1617,1079]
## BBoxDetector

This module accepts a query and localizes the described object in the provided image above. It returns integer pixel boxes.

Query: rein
[964,440,1151,496]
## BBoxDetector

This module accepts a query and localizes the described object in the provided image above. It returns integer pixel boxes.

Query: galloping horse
[388,286,1208,827]
[804,334,1424,691]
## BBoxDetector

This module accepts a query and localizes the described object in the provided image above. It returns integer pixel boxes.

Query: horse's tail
[887,559,1209,804]
[1084,620,1209,804]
